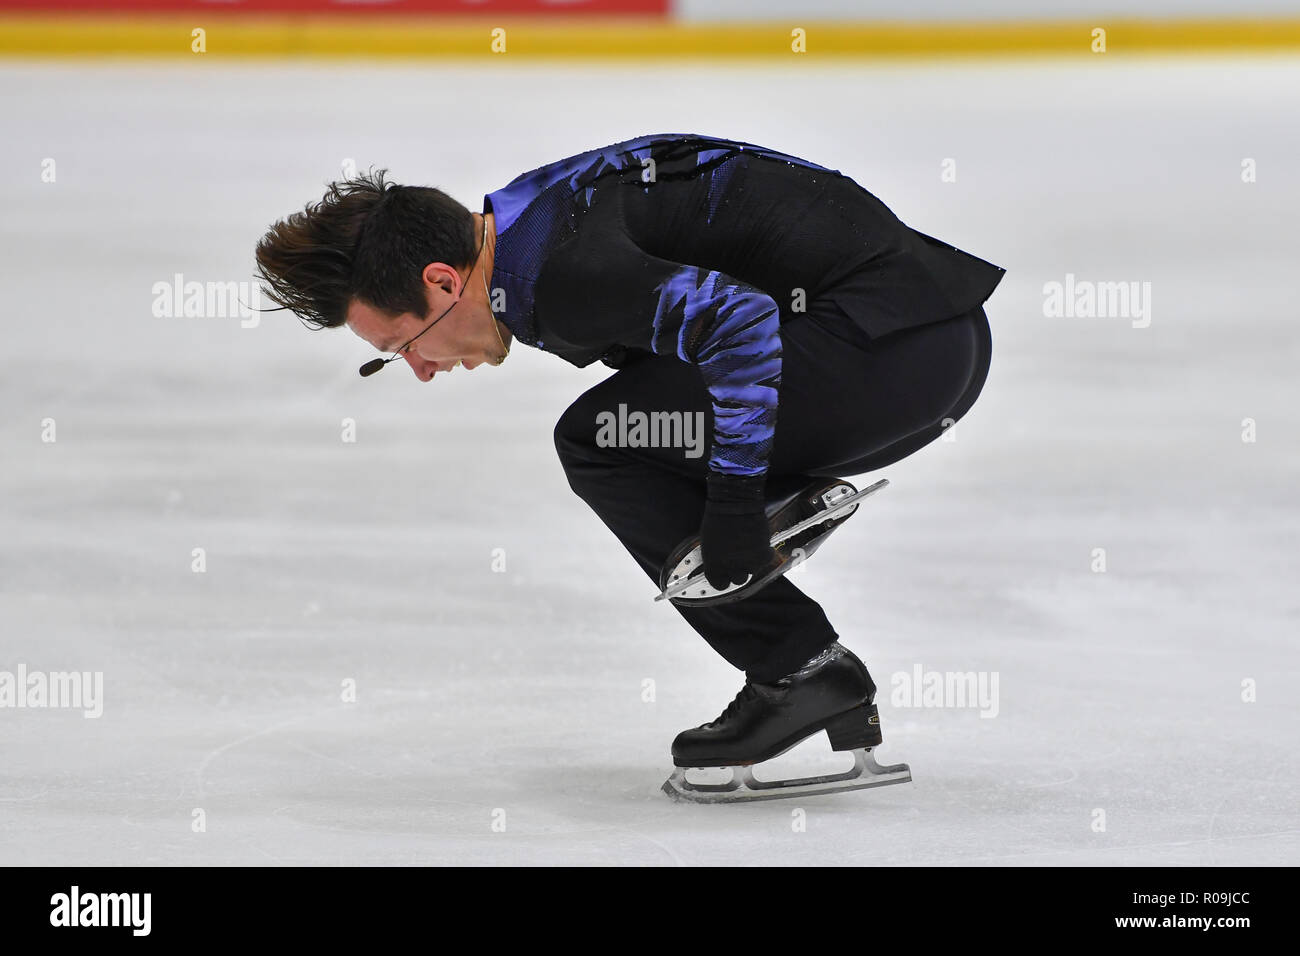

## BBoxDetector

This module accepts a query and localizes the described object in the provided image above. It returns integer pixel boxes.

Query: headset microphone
[356,214,489,379]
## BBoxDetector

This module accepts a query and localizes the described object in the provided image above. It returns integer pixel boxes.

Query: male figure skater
[255,133,1004,801]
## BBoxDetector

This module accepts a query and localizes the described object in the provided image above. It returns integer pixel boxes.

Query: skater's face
[346,216,504,382]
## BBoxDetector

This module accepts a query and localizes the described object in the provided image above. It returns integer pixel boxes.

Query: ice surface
[1,56,1297,865]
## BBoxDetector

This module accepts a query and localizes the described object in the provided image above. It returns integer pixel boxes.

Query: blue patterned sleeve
[646,266,782,477]
[534,215,784,478]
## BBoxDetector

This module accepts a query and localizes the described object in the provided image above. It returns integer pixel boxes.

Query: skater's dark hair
[254,169,476,329]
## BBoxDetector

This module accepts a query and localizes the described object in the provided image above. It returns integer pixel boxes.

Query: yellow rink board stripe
[3,17,1300,58]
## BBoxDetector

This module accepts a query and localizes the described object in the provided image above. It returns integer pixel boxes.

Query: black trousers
[553,300,993,683]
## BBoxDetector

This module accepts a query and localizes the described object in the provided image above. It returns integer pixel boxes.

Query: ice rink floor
[1,55,1297,865]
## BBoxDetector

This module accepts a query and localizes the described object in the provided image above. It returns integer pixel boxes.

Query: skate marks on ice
[176,698,506,845]
[876,718,1300,866]
[421,740,698,865]
[191,727,684,865]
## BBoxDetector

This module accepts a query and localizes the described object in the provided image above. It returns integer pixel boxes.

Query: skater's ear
[420,261,462,299]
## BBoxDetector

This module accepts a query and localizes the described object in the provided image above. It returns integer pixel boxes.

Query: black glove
[700,472,776,590]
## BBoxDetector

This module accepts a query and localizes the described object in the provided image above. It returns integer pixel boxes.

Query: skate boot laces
[710,643,852,726]
[710,682,762,727]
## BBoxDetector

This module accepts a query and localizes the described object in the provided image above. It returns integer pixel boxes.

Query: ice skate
[662,642,911,803]
[655,477,889,606]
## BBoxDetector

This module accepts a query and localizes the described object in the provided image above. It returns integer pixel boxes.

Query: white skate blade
[655,479,889,604]
[662,749,912,804]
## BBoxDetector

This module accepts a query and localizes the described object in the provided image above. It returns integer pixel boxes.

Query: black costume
[483,134,1003,681]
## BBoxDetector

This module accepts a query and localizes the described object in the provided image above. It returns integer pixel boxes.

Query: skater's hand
[701,472,776,591]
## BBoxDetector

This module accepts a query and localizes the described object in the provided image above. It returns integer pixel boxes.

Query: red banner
[0,0,668,14]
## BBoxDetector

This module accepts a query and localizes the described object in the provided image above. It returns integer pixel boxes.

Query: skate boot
[663,643,911,803]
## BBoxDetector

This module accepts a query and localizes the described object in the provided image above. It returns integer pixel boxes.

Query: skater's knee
[943,308,993,427]
[553,402,587,465]
[553,392,605,475]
